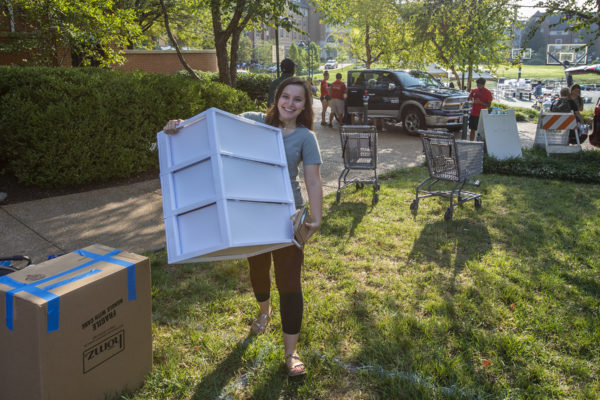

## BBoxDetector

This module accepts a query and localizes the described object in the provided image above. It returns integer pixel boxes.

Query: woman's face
[278,84,306,124]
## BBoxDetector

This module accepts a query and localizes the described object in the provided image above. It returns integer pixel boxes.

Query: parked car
[345,69,470,135]
[324,59,338,69]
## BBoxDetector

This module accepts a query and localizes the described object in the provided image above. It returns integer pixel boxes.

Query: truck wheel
[402,107,424,136]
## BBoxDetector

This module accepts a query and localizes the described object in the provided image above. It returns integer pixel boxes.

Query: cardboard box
[157,107,296,264]
[0,244,152,400]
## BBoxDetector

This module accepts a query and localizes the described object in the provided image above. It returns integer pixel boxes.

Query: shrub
[484,146,600,183]
[0,66,255,188]
[176,69,271,106]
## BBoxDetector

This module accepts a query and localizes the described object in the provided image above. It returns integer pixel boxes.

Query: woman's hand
[163,119,184,135]
[303,219,321,241]
[303,164,323,242]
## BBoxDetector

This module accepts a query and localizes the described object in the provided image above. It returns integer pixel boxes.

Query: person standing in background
[268,59,295,107]
[569,84,584,112]
[533,81,543,98]
[319,71,330,126]
[467,78,493,141]
[328,72,347,128]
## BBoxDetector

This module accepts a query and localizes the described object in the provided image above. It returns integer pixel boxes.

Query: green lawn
[126,168,600,400]
[486,64,599,85]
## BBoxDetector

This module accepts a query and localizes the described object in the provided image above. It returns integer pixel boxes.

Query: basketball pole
[547,52,574,87]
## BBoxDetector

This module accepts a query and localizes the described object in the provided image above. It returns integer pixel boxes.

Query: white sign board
[477,109,522,160]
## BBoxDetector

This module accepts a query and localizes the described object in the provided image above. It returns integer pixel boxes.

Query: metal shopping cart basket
[410,130,483,221]
[336,125,379,203]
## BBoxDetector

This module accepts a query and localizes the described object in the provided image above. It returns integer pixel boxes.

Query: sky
[514,0,588,18]
[515,0,545,18]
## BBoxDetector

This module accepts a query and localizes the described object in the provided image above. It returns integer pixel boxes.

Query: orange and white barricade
[533,112,581,155]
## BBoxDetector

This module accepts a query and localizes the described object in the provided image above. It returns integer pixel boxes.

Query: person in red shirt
[328,72,347,127]
[468,78,493,141]
[319,71,330,126]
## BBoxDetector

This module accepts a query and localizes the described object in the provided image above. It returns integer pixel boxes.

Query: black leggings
[248,245,303,334]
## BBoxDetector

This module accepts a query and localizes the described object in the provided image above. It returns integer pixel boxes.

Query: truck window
[394,71,423,88]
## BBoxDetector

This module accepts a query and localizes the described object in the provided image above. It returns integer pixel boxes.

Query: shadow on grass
[320,200,368,240]
[192,333,255,399]
[408,218,492,295]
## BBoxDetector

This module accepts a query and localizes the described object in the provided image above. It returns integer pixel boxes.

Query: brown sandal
[250,311,271,334]
[285,353,306,377]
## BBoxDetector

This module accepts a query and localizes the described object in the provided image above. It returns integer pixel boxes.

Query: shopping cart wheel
[444,208,453,221]
[474,198,482,209]
[409,199,419,211]
[336,191,341,203]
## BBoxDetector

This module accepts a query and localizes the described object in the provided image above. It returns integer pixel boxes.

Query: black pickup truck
[345,69,470,134]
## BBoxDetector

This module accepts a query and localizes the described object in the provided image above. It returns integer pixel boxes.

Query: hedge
[0,66,256,188]
[175,70,272,106]
[484,146,600,184]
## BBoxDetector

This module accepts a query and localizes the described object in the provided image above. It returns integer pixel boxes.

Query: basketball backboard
[546,44,587,65]
[511,48,532,60]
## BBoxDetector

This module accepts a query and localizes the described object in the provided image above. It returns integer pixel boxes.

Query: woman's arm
[303,164,323,240]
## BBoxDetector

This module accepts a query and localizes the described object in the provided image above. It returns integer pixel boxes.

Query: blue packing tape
[0,249,136,333]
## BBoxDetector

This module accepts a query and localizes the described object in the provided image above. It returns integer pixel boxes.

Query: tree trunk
[467,63,473,91]
[229,30,242,88]
[214,32,231,85]
[159,0,200,80]
[6,0,15,32]
[364,24,372,68]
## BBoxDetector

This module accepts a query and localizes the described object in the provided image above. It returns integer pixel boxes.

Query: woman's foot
[320,121,327,126]
[251,310,271,334]
[285,353,306,377]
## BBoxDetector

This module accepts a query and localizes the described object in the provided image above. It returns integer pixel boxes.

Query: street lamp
[275,17,290,78]
[299,39,314,80]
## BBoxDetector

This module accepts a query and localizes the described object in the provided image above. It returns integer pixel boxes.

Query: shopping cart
[410,130,483,221]
[336,125,379,203]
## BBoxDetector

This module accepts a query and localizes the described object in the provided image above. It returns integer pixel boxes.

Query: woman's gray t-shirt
[239,112,322,208]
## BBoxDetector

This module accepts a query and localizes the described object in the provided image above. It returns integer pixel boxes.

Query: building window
[555,39,562,44]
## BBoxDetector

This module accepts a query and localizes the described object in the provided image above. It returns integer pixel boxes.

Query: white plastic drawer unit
[157,108,296,264]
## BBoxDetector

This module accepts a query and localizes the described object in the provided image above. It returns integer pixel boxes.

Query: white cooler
[157,108,295,263]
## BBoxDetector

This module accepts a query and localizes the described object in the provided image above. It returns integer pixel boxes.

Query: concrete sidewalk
[1,101,540,263]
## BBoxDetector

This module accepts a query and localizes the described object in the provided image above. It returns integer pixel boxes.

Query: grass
[122,168,600,400]
[494,64,599,84]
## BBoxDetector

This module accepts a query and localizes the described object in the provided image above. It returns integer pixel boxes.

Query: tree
[132,0,214,50]
[238,36,252,64]
[253,39,275,66]
[301,41,320,76]
[313,0,406,69]
[533,0,600,44]
[206,0,298,87]
[405,0,515,90]
[159,0,199,78]
[1,0,142,67]
[288,41,303,72]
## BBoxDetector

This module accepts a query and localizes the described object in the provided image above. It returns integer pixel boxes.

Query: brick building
[0,10,217,73]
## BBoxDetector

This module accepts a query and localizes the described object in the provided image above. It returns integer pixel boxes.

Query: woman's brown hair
[265,77,314,131]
